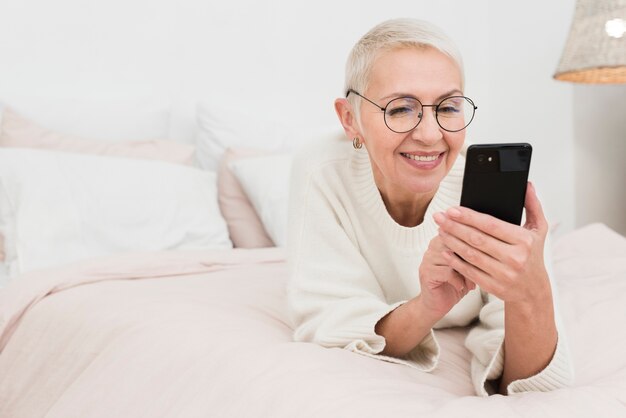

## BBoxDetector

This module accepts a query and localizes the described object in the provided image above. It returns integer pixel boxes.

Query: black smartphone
[460,143,532,225]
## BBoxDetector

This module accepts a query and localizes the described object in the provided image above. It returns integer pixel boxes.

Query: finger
[427,265,457,285]
[436,207,520,245]
[523,182,548,234]
[462,275,477,291]
[428,246,454,266]
[442,250,502,296]
[436,215,512,264]
[439,230,504,279]
[425,264,465,292]
[447,270,466,293]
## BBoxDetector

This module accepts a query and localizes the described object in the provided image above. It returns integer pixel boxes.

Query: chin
[405,177,443,195]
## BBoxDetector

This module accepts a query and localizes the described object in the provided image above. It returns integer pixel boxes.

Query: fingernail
[447,207,461,218]
[433,212,445,224]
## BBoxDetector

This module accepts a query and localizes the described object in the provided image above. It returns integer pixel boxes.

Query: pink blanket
[0,224,625,417]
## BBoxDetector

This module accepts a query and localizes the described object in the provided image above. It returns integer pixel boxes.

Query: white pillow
[228,154,292,247]
[0,149,232,278]
[194,101,294,171]
[194,101,336,172]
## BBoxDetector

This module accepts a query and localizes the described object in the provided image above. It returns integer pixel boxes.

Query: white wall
[573,85,626,235]
[486,0,577,235]
[0,0,491,141]
[0,0,622,235]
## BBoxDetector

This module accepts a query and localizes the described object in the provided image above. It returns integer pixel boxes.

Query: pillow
[0,107,196,264]
[0,107,195,165]
[194,101,295,171]
[218,148,274,248]
[228,154,293,247]
[194,101,336,171]
[0,149,232,279]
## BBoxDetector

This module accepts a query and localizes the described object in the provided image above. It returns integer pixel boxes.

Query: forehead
[366,46,462,99]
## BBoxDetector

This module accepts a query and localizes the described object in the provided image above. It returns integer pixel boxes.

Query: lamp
[554,0,626,83]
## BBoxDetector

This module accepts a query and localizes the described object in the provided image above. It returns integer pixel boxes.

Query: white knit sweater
[286,134,574,396]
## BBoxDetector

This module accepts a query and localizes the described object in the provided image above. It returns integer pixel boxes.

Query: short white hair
[344,18,465,118]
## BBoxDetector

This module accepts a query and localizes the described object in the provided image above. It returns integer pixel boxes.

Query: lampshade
[554,0,626,83]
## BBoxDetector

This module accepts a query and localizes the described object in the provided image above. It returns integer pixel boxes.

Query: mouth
[399,151,445,169]
[400,152,443,162]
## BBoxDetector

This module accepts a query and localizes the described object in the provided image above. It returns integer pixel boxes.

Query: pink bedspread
[0,224,625,417]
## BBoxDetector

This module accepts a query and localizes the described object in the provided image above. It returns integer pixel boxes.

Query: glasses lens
[384,97,421,133]
[436,96,475,132]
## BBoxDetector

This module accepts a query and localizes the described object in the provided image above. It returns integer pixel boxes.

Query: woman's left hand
[433,182,552,304]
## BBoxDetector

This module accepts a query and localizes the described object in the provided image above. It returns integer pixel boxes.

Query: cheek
[362,126,400,161]
[370,141,398,172]
[445,133,465,156]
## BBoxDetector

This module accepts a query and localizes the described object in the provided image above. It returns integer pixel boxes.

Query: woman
[287,18,573,396]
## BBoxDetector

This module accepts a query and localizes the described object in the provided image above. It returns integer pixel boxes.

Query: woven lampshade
[554,0,626,83]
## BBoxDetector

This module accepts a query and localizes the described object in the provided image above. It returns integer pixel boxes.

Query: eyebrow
[379,89,463,102]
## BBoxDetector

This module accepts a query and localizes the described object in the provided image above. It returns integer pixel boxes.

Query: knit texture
[286,135,574,396]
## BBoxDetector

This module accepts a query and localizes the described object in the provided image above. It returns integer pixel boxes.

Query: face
[353,47,465,202]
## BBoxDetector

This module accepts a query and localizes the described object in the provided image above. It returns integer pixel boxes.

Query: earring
[352,137,362,149]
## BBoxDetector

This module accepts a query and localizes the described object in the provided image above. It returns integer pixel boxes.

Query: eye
[438,105,460,114]
[387,106,414,117]
[438,98,464,115]
[385,98,420,118]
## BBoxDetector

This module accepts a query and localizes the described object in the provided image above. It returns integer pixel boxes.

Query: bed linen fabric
[218,148,274,248]
[0,107,195,264]
[0,148,232,279]
[0,223,624,417]
[194,101,297,171]
[228,154,292,247]
[0,107,195,165]
[0,263,8,289]
[194,101,339,171]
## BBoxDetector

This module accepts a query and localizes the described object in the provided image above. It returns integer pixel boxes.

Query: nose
[411,106,443,144]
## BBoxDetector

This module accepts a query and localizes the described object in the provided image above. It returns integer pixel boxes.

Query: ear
[334,98,362,141]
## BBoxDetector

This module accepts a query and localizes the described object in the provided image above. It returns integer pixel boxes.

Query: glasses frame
[345,89,477,133]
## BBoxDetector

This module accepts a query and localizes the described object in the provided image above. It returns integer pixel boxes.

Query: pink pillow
[0,107,195,165]
[218,148,274,248]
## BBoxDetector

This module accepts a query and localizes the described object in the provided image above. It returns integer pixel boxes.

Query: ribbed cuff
[344,300,441,373]
[507,333,574,394]
[403,329,440,372]
[470,332,505,396]
[472,332,574,396]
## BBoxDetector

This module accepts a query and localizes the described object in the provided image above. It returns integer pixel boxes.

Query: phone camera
[477,154,486,164]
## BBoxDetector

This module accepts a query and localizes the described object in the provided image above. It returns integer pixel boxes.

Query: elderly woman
[287,18,574,397]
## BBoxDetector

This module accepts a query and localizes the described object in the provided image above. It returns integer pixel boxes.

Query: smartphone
[460,143,532,225]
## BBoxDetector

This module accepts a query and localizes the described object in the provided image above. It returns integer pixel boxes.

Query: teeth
[402,153,439,162]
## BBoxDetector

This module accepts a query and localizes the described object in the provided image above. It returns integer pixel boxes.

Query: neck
[372,168,436,228]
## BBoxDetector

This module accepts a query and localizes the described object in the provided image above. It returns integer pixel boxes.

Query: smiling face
[356,46,465,208]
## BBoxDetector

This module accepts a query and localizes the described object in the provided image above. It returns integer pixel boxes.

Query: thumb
[524,181,548,233]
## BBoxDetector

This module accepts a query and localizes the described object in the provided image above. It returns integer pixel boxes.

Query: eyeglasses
[346,89,477,133]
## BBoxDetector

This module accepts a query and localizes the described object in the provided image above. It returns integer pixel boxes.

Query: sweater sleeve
[286,156,439,371]
[464,233,575,396]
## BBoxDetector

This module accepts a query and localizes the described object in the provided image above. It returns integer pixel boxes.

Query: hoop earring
[352,137,362,149]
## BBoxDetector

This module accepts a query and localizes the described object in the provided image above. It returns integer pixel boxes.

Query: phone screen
[460,143,532,225]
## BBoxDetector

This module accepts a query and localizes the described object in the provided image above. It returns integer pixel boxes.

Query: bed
[0,103,625,417]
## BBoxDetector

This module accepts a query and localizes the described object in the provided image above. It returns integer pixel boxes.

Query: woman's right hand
[375,234,475,357]
[417,234,476,318]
